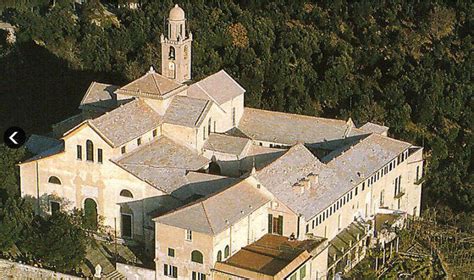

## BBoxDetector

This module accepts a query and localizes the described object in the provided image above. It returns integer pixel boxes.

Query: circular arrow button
[4,127,26,149]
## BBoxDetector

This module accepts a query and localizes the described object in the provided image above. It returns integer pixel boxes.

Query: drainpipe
[296,215,301,239]
[229,225,232,256]
[36,161,40,213]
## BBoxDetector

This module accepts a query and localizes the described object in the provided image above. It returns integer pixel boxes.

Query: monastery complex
[19,5,423,280]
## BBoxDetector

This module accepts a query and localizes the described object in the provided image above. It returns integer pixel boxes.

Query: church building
[19,4,423,280]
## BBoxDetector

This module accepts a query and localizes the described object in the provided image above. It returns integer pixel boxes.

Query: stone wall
[0,259,82,279]
[116,262,155,279]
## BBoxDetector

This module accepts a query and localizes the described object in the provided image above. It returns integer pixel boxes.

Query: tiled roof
[90,99,162,147]
[237,108,367,147]
[218,234,324,276]
[22,141,64,164]
[25,134,62,155]
[203,134,250,156]
[187,70,245,105]
[255,144,324,218]
[79,82,120,110]
[310,134,411,219]
[114,136,209,193]
[116,69,185,99]
[255,134,411,220]
[163,95,211,127]
[155,180,270,234]
[171,172,240,201]
[359,122,389,135]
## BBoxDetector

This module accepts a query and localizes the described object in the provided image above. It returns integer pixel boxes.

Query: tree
[22,211,89,272]
[0,196,33,253]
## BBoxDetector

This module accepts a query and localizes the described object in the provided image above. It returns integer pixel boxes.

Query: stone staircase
[81,240,153,279]
[103,269,127,279]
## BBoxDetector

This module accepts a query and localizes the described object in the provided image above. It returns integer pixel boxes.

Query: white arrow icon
[9,131,18,145]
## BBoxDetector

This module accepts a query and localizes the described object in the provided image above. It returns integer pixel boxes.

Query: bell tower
[161,4,192,83]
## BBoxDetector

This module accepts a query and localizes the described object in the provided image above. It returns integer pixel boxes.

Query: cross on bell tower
[160,4,192,83]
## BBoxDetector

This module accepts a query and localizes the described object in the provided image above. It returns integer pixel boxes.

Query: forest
[0,0,472,234]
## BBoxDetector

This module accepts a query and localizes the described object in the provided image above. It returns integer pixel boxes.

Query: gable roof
[254,133,411,220]
[115,69,186,100]
[309,133,411,218]
[255,144,324,218]
[90,99,162,147]
[155,180,270,235]
[163,95,212,127]
[114,136,210,193]
[237,108,367,148]
[203,133,251,156]
[359,122,389,135]
[79,82,120,110]
[187,70,245,105]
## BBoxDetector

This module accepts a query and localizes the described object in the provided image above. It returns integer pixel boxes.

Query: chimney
[301,178,311,191]
[293,182,304,194]
[308,172,319,186]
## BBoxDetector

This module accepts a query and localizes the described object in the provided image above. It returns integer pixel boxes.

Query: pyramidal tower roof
[116,66,186,100]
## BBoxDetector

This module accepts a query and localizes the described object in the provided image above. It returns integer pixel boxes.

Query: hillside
[0,0,472,229]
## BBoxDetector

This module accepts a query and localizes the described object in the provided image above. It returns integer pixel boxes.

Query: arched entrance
[84,198,98,230]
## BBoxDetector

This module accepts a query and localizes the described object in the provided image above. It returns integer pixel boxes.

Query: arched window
[169,62,176,79]
[169,46,175,59]
[191,250,203,264]
[120,189,133,198]
[86,140,94,162]
[84,198,98,230]
[224,245,230,258]
[180,24,183,37]
[48,176,61,185]
[217,250,222,262]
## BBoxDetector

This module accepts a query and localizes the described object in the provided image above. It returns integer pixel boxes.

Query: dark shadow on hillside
[0,42,125,138]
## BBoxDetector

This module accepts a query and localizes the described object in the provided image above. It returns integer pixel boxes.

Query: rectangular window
[276,215,283,235]
[153,129,157,137]
[299,265,306,279]
[121,146,126,154]
[350,191,353,199]
[50,201,60,215]
[355,187,358,196]
[203,127,206,140]
[185,229,192,241]
[192,272,206,280]
[137,138,141,146]
[164,264,178,278]
[362,182,365,191]
[98,149,103,164]
[232,107,236,126]
[268,214,273,233]
[306,224,309,233]
[76,145,82,160]
[416,166,420,181]
[312,220,315,229]
[168,248,175,257]
[121,214,132,238]
[290,273,297,280]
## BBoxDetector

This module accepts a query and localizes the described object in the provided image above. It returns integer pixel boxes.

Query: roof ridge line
[200,203,215,234]
[194,100,211,126]
[244,107,347,123]
[150,73,162,95]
